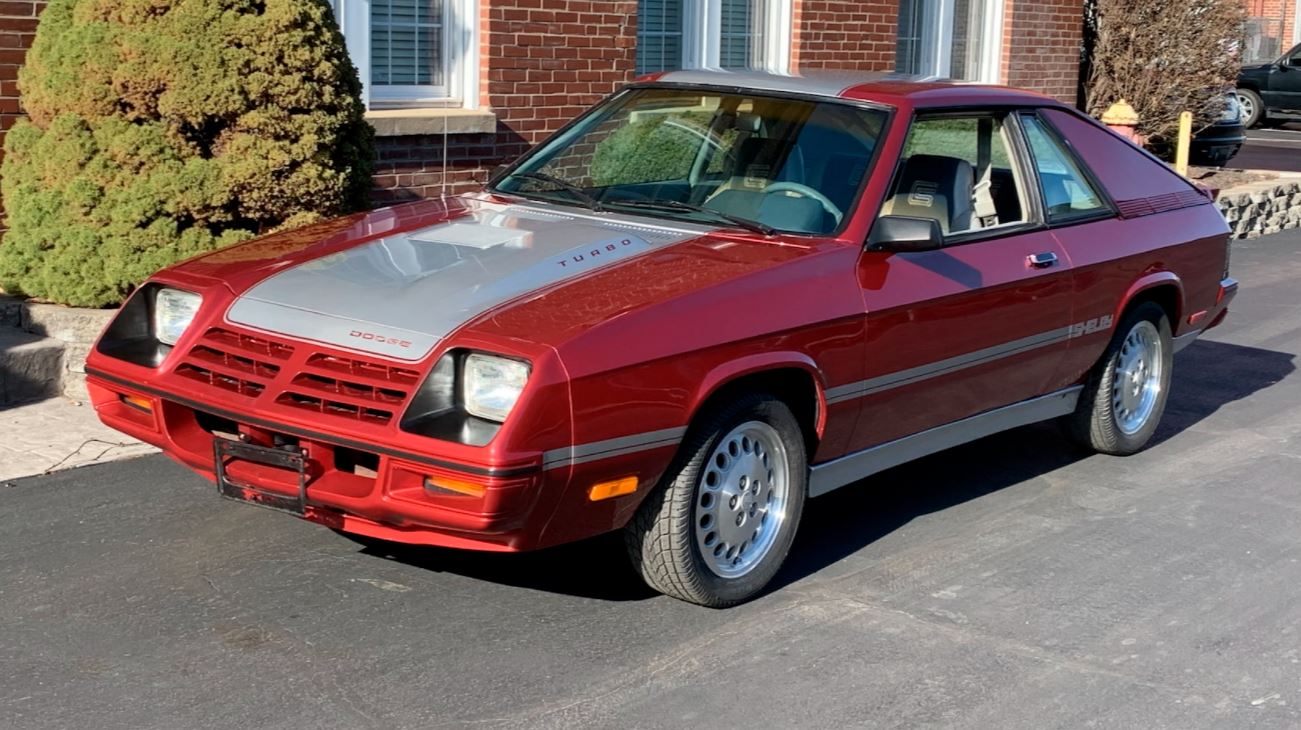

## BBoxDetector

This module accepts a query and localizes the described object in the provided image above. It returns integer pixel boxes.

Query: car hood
[1239,63,1274,79]
[221,196,711,361]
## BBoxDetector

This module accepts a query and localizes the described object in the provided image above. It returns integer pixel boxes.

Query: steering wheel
[761,182,843,227]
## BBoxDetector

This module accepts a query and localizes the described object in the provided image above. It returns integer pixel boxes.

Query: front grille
[303,353,420,387]
[176,328,419,428]
[178,328,295,399]
[277,352,421,427]
[275,392,395,425]
[176,363,267,398]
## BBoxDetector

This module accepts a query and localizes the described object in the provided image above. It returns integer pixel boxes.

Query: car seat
[880,154,975,234]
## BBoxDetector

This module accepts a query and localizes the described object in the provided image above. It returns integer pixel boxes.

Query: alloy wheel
[694,420,791,579]
[1112,320,1164,435]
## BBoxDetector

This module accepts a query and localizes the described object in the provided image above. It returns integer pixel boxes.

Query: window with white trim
[332,0,478,109]
[636,0,792,75]
[895,0,1002,83]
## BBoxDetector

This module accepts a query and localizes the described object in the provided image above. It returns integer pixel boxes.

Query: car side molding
[808,386,1084,497]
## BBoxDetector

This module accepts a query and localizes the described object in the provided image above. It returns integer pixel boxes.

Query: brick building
[3,0,1089,207]
[1243,0,1300,63]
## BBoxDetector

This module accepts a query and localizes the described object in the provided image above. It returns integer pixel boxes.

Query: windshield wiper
[609,199,777,237]
[506,171,605,212]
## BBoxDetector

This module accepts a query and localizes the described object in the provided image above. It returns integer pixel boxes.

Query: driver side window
[881,114,1029,236]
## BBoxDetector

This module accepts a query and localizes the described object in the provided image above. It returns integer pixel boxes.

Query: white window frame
[898,0,1002,84]
[334,0,479,110]
[644,0,793,74]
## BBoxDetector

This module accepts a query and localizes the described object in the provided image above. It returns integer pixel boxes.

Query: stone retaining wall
[0,296,114,402]
[1217,180,1301,239]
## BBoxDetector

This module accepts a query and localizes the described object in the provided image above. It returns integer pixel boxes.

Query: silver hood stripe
[225,198,708,361]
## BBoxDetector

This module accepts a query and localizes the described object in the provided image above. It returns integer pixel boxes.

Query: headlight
[462,353,530,422]
[152,288,202,347]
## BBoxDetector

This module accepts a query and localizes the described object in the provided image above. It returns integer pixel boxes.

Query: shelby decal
[350,330,413,348]
[557,239,635,268]
[1069,315,1113,339]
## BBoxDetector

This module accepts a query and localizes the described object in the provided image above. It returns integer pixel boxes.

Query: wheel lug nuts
[736,514,744,526]
[729,496,738,509]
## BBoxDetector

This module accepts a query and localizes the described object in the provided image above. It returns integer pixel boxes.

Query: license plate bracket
[213,438,309,516]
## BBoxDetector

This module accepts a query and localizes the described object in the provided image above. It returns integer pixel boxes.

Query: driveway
[3,233,1300,729]
[1233,125,1301,171]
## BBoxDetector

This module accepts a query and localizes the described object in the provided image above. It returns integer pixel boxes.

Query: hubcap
[1111,320,1164,435]
[694,421,790,579]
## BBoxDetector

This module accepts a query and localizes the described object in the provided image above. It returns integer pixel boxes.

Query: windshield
[491,87,889,235]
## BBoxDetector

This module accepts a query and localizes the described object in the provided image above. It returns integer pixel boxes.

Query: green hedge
[590,110,713,187]
[0,0,374,307]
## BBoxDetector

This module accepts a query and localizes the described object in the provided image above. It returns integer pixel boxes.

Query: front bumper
[87,368,549,551]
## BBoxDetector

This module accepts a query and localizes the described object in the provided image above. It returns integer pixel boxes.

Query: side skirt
[808,386,1084,498]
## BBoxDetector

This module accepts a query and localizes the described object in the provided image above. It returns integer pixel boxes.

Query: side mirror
[487,163,511,186]
[867,216,944,253]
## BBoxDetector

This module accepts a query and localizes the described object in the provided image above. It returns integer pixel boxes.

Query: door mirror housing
[488,163,511,186]
[867,216,945,253]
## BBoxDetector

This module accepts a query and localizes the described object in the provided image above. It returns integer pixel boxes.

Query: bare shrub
[1085,0,1246,142]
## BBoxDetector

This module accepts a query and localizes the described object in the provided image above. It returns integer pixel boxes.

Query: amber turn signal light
[120,394,153,413]
[588,476,638,501]
[424,476,486,498]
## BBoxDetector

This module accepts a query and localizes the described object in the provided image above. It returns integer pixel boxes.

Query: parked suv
[1238,43,1301,127]
[88,70,1237,607]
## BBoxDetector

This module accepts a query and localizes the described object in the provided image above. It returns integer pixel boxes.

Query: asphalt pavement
[3,233,1301,729]
[1233,125,1301,171]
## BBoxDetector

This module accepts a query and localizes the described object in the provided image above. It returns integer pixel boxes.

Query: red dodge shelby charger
[88,71,1237,606]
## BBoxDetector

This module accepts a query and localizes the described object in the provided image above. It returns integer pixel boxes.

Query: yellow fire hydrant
[1101,99,1144,145]
[1102,100,1194,176]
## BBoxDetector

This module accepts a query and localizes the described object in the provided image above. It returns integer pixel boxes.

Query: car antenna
[441,107,449,200]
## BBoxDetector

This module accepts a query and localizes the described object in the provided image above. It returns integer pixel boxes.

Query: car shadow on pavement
[346,339,1293,604]
[353,531,661,602]
[769,338,1295,595]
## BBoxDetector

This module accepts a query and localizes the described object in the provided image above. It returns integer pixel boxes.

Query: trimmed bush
[0,0,374,307]
[590,110,714,187]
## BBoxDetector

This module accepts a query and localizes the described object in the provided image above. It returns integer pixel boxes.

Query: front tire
[625,393,807,607]
[1067,302,1173,455]
[1238,88,1265,128]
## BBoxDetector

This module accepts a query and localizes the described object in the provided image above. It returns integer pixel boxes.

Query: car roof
[649,68,1059,108]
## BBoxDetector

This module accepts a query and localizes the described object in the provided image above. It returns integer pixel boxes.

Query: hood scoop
[409,222,532,250]
[223,199,704,361]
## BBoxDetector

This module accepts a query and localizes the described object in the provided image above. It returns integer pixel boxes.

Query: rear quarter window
[1039,108,1198,203]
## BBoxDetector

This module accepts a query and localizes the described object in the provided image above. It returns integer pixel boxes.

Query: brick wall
[1244,0,1295,60]
[1,0,1086,208]
[1001,0,1082,104]
[372,0,638,203]
[792,1,897,71]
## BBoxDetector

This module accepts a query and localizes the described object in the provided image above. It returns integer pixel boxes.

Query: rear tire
[625,393,806,607]
[1067,302,1173,455]
[1238,88,1265,129]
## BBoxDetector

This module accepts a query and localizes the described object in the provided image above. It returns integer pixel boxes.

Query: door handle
[1027,251,1059,269]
